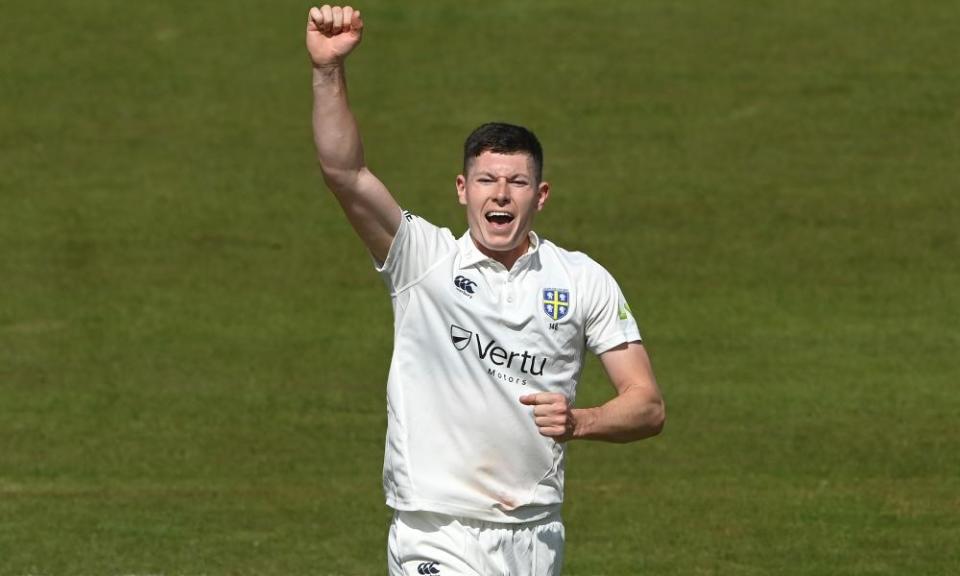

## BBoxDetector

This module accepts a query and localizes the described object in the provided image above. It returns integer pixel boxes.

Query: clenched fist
[520,392,577,442]
[306,5,364,67]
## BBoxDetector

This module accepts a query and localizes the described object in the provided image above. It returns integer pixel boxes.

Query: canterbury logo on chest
[453,275,478,295]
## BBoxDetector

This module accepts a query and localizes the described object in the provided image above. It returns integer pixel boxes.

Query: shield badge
[542,288,570,321]
[450,324,473,351]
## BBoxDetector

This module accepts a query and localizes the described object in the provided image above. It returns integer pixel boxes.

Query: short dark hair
[463,122,544,183]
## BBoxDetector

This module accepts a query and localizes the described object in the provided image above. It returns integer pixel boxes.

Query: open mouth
[485,211,515,226]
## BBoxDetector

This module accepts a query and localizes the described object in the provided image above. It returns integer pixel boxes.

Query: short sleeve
[583,266,642,355]
[376,209,456,294]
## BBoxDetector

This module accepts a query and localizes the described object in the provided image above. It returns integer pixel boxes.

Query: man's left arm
[520,342,665,443]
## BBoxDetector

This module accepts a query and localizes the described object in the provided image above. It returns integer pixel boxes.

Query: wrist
[570,407,599,440]
[312,63,345,87]
[312,59,345,71]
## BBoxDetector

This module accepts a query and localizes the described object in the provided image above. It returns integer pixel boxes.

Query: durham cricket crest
[542,288,570,321]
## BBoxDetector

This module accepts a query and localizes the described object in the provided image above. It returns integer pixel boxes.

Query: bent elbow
[638,399,665,441]
[650,402,666,437]
[615,399,665,443]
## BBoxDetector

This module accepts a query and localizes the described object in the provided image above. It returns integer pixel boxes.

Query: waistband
[394,509,563,531]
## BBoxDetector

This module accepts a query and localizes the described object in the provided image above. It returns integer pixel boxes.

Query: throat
[471,234,530,270]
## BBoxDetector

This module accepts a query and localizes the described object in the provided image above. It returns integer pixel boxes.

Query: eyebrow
[476,172,529,180]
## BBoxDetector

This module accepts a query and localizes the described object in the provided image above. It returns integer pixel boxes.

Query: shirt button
[507,295,514,303]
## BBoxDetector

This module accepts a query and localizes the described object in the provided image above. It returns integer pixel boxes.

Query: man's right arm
[307,5,401,263]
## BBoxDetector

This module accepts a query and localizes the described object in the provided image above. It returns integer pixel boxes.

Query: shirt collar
[458,230,541,270]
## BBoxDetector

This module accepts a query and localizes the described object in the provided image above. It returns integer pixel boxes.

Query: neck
[472,236,529,270]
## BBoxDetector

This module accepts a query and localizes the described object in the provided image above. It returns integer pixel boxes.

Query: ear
[535,180,550,211]
[456,174,467,206]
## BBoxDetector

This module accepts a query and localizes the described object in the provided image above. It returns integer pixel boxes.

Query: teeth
[487,211,512,218]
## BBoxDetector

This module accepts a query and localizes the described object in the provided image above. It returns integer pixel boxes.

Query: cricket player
[307,6,665,575]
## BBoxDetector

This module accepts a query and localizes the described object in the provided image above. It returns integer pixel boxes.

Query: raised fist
[306,5,364,67]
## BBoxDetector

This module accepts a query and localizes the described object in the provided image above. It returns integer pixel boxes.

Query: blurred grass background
[1,1,958,574]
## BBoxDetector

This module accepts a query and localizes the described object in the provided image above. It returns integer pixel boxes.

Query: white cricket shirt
[376,210,641,523]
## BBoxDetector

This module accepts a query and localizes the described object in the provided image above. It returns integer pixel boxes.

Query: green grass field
[2,1,958,574]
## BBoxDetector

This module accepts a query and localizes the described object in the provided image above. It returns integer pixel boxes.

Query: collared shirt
[376,209,641,523]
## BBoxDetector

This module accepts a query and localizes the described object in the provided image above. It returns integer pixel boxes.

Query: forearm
[312,64,366,185]
[571,386,665,443]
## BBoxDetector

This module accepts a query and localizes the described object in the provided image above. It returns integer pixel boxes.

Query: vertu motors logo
[450,324,473,351]
[449,324,547,376]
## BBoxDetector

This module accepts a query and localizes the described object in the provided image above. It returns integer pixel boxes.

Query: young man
[307,6,665,575]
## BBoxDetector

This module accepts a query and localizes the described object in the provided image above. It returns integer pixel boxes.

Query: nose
[494,178,510,203]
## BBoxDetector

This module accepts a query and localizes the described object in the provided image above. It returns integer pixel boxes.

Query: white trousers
[388,510,565,576]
